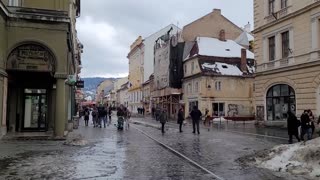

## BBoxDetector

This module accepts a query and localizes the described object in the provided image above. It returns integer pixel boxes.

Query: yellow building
[0,0,82,138]
[127,36,144,113]
[253,0,320,125]
[183,37,255,119]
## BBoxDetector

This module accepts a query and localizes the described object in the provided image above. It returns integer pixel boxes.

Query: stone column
[54,76,66,137]
[0,76,7,137]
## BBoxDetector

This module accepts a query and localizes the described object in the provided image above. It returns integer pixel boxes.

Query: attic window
[225,49,230,51]
[222,65,228,68]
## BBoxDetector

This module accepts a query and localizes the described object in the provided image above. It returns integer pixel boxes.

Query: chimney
[213,9,221,14]
[219,29,226,41]
[241,48,247,72]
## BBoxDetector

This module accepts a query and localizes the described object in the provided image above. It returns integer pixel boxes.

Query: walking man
[287,111,300,144]
[177,107,184,133]
[159,109,167,134]
[190,106,202,134]
[300,110,312,141]
[84,108,90,126]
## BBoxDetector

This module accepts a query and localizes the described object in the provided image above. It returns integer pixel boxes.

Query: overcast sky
[78,0,253,78]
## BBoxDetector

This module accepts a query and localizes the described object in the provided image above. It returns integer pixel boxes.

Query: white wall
[143,24,181,83]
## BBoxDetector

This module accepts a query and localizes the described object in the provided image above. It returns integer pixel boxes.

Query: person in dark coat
[155,107,161,121]
[159,109,167,134]
[177,107,184,133]
[84,108,90,126]
[151,107,155,118]
[190,106,202,134]
[287,111,300,144]
[300,110,312,141]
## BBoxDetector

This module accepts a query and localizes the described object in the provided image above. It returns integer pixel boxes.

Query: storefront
[266,84,296,121]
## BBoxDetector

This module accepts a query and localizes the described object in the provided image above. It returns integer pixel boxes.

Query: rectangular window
[269,36,275,61]
[281,0,288,9]
[195,82,199,93]
[281,31,289,58]
[191,62,194,73]
[184,65,187,74]
[9,0,19,6]
[268,0,275,15]
[188,83,192,94]
[215,81,221,91]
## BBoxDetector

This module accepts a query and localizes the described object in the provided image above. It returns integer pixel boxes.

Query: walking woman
[177,107,184,133]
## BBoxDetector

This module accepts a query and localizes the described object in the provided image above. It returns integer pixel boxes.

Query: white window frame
[215,81,221,91]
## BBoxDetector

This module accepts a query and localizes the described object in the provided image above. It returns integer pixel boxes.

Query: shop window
[212,103,225,117]
[266,84,295,121]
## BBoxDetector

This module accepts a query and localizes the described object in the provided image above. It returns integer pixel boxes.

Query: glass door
[23,89,47,131]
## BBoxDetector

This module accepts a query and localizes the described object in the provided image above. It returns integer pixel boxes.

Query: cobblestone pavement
[0,116,311,180]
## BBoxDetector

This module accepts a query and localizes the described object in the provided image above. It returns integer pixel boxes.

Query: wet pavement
[0,116,311,180]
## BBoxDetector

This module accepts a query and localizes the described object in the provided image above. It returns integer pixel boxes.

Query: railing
[257,57,294,72]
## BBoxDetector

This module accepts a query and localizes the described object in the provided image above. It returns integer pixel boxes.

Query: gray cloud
[78,0,253,78]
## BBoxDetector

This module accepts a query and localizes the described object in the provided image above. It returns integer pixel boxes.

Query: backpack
[92,110,97,117]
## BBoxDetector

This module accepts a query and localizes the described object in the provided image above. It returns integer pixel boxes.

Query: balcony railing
[257,57,294,72]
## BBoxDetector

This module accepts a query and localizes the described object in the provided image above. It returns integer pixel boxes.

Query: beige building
[117,82,129,108]
[183,37,255,119]
[0,0,82,138]
[253,0,320,124]
[127,36,144,113]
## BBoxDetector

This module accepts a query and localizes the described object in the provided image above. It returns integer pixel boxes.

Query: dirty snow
[197,37,254,59]
[202,62,243,76]
[212,117,228,122]
[253,137,320,178]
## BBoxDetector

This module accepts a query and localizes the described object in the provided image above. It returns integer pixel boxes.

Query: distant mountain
[81,77,117,99]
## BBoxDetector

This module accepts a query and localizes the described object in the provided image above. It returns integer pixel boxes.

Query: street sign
[76,80,84,88]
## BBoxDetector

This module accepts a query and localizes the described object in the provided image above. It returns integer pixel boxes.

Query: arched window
[266,84,295,121]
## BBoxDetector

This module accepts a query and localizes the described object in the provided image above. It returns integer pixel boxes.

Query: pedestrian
[84,108,90,126]
[300,110,312,141]
[142,107,145,116]
[159,109,167,134]
[155,107,161,121]
[177,107,184,133]
[108,106,112,124]
[190,106,202,134]
[152,107,155,118]
[287,111,300,144]
[98,105,107,128]
[307,110,315,137]
[92,107,98,128]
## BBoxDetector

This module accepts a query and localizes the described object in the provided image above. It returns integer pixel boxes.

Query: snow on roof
[202,62,243,76]
[197,37,254,59]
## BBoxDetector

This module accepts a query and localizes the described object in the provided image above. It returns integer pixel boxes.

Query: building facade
[183,37,255,119]
[128,36,144,113]
[253,0,320,124]
[0,0,82,138]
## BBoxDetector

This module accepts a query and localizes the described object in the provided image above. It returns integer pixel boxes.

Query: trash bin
[73,116,80,129]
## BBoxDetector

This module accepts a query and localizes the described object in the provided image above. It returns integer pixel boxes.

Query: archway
[6,43,56,132]
[266,84,296,121]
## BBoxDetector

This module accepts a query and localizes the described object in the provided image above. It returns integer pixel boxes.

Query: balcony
[257,57,294,72]
[264,6,292,24]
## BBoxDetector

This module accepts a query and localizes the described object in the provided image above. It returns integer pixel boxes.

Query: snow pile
[254,138,320,178]
[202,62,243,76]
[64,134,89,146]
[212,117,228,122]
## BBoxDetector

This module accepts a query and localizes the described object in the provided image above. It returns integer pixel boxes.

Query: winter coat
[159,112,167,124]
[190,109,202,121]
[177,110,184,124]
[301,113,311,129]
[287,112,299,135]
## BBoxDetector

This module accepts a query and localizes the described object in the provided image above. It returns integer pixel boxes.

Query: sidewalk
[131,116,289,139]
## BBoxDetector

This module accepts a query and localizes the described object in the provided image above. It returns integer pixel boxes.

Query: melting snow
[202,62,243,76]
[253,137,320,178]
